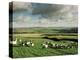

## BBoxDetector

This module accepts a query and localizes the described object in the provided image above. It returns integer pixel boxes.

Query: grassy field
[12,37,78,58]
[9,27,78,58]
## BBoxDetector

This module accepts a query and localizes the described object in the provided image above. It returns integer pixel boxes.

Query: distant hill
[9,27,78,34]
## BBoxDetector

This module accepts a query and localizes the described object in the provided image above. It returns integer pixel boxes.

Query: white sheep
[9,38,18,45]
[67,46,70,48]
[71,46,74,48]
[26,41,34,47]
[19,39,22,42]
[42,43,48,48]
[26,41,31,45]
[52,44,55,46]
[31,43,34,46]
[22,43,25,46]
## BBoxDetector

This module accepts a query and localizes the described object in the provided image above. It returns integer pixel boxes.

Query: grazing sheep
[42,43,48,48]
[22,43,25,46]
[64,45,68,48]
[10,38,18,45]
[46,42,50,44]
[60,44,65,48]
[26,41,31,45]
[55,44,59,48]
[31,43,34,47]
[46,42,53,47]
[70,41,74,44]
[18,39,22,45]
[67,44,73,48]
[19,39,22,42]
[50,44,56,48]
[59,44,63,48]
[67,46,70,48]
[44,44,48,48]
[71,46,74,48]
[25,41,34,47]
[24,41,31,47]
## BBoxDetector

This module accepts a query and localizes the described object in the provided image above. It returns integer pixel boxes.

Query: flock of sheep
[9,38,34,47]
[42,41,75,49]
[9,38,75,49]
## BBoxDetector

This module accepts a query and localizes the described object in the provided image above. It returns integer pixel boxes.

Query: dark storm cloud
[9,2,32,12]
[10,2,78,27]
[32,4,78,20]
[32,4,64,15]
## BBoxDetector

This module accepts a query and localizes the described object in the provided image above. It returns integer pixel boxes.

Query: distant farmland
[10,27,78,34]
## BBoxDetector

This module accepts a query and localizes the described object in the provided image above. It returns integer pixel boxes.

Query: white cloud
[13,2,32,11]
[13,15,32,23]
[12,2,78,28]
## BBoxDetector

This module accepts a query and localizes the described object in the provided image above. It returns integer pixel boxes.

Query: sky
[9,2,78,28]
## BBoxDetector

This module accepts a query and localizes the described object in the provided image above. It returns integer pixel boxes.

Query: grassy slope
[12,38,78,58]
[10,27,78,58]
[12,27,78,33]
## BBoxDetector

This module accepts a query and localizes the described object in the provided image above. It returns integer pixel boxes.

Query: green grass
[9,27,78,58]
[10,27,78,58]
[11,37,78,58]
[48,35,77,39]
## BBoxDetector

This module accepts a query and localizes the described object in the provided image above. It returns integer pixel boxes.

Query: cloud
[32,4,78,21]
[13,15,32,23]
[9,2,32,12]
[11,2,78,28]
[32,4,64,15]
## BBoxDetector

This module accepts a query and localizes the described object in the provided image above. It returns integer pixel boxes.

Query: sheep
[21,41,28,46]
[54,44,59,48]
[64,45,68,48]
[44,44,48,48]
[22,43,25,46]
[19,39,22,42]
[60,44,65,48]
[49,43,56,48]
[52,44,57,48]
[42,43,48,48]
[25,40,35,47]
[50,44,63,49]
[31,43,34,47]
[27,40,32,44]
[42,43,46,46]
[17,39,23,46]
[70,41,74,44]
[9,38,18,45]
[67,44,73,48]
[46,41,50,44]
[58,44,68,49]
[26,41,31,45]
[71,46,74,48]
[48,43,73,49]
[67,46,70,48]
[46,42,60,49]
